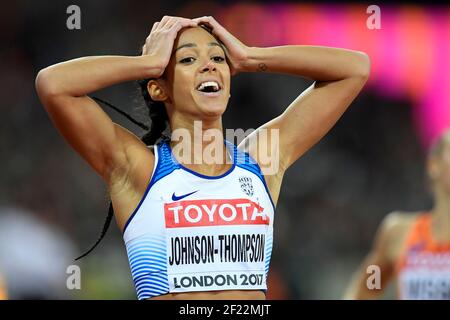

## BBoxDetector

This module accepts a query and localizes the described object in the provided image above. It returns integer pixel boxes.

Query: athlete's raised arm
[35,17,196,184]
[194,17,370,175]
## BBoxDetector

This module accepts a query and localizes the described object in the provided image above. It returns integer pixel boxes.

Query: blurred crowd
[0,1,434,299]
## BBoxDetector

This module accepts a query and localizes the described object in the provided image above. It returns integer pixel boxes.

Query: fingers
[150,21,159,33]
[159,17,197,42]
[157,16,196,31]
[168,19,196,34]
[142,22,159,54]
[192,16,218,28]
[192,16,215,24]
[157,15,173,30]
[142,16,197,54]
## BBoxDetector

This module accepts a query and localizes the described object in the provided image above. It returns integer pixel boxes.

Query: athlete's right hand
[141,16,196,77]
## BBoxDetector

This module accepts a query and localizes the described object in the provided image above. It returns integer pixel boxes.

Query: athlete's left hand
[192,16,250,75]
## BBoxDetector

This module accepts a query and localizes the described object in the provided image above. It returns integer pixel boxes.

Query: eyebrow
[175,42,223,52]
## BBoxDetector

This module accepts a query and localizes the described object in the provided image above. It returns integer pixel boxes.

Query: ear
[148,80,168,102]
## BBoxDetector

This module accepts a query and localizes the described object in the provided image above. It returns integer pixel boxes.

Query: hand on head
[141,16,249,77]
[141,16,197,77]
[192,16,249,75]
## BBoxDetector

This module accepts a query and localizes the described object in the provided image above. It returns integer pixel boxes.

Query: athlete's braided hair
[74,85,169,261]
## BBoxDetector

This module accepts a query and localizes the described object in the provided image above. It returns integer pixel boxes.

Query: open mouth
[196,81,222,95]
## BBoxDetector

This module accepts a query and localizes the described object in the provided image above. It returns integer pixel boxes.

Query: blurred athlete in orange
[344,130,450,300]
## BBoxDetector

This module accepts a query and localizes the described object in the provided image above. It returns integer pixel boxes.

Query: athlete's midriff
[149,290,266,300]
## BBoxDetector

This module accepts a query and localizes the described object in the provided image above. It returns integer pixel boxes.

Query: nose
[200,59,217,73]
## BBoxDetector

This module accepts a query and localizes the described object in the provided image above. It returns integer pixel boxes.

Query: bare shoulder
[109,123,155,189]
[378,211,420,263]
[380,211,419,235]
[108,124,157,231]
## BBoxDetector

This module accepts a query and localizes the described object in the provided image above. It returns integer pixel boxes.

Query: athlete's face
[162,26,231,119]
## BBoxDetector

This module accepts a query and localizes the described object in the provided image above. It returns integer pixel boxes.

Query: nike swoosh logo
[171,190,199,201]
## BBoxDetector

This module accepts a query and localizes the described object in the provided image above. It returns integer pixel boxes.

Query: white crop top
[122,138,275,299]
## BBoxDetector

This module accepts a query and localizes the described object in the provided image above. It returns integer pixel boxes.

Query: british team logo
[239,176,254,197]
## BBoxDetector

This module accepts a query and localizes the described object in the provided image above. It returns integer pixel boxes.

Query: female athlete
[36,16,370,300]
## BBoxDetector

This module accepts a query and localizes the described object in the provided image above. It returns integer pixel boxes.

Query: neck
[168,112,231,174]
[431,187,450,242]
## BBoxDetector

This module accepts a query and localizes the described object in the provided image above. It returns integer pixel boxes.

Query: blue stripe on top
[150,138,180,186]
[123,139,179,233]
[125,234,169,300]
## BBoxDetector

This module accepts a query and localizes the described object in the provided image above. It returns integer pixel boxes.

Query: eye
[212,56,225,62]
[180,57,195,64]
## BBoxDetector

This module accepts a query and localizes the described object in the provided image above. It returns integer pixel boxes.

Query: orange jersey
[396,213,450,299]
